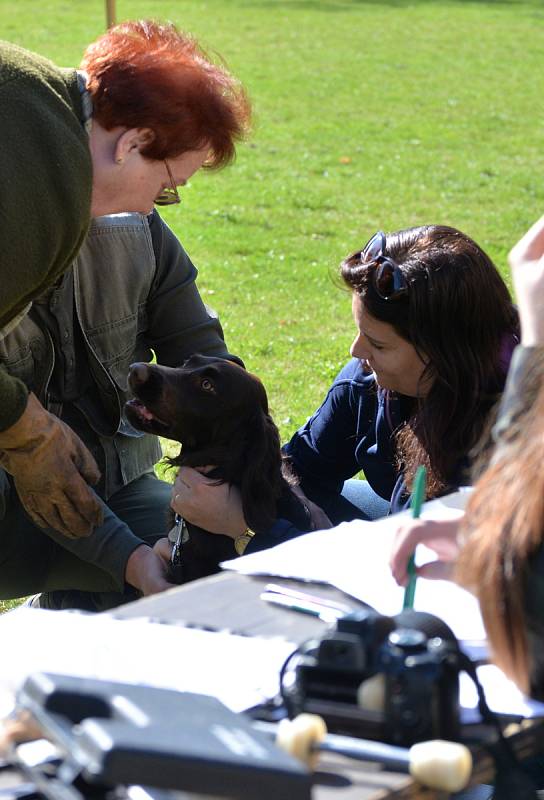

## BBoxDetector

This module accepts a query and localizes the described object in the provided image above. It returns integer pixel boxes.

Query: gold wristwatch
[234,528,256,556]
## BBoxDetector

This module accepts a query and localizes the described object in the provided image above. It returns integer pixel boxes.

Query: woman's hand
[125,544,177,596]
[508,214,544,345]
[170,467,247,539]
[389,517,462,586]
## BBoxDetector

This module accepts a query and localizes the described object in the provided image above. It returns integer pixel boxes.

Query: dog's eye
[201,378,215,392]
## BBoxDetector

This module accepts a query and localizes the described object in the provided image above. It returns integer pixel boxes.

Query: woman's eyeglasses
[155,160,181,206]
[360,231,407,300]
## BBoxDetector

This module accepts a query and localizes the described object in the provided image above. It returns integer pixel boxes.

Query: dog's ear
[240,410,284,532]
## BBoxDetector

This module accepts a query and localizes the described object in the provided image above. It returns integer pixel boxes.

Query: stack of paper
[222,491,483,640]
[0,608,295,719]
[220,490,544,720]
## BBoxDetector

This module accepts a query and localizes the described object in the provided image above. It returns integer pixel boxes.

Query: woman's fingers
[153,537,172,562]
[508,214,544,267]
[417,560,454,582]
[170,467,246,536]
[508,215,544,345]
[390,517,462,586]
[390,520,424,586]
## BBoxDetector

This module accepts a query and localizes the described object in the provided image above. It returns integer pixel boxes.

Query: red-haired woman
[0,20,250,540]
[390,215,544,701]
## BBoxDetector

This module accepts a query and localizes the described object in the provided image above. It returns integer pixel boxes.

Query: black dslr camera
[292,607,462,747]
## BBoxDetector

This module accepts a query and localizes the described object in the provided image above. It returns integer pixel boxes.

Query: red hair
[80,19,251,167]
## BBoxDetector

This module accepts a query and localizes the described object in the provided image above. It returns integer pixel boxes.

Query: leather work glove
[0,393,103,538]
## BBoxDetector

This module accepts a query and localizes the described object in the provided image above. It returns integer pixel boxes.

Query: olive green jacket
[0,39,92,429]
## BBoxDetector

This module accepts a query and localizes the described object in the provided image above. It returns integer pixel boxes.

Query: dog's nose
[128,362,152,386]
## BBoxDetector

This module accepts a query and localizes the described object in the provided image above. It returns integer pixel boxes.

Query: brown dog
[125,355,311,582]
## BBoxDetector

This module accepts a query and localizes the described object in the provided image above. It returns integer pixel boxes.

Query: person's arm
[44,496,175,596]
[284,359,380,502]
[146,211,242,366]
[491,346,544,445]
[0,47,91,337]
[492,216,544,446]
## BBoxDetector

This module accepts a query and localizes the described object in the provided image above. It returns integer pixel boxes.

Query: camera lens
[388,628,427,653]
[394,610,457,644]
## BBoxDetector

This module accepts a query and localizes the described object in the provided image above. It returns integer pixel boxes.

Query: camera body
[293,608,461,747]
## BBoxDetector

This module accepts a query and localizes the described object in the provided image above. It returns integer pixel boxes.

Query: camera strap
[458,652,538,799]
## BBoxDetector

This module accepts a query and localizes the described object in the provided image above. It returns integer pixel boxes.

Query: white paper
[222,490,484,640]
[0,608,295,719]
[221,490,544,719]
[460,665,544,722]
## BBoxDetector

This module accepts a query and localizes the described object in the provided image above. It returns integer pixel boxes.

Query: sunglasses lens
[362,231,385,263]
[154,188,179,207]
[358,231,407,299]
[375,261,407,299]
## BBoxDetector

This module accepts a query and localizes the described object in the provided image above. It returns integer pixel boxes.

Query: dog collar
[234,528,256,556]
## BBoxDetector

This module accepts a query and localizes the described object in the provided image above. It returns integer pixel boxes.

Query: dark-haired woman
[284,225,519,525]
[170,225,518,551]
[390,215,544,703]
[0,21,250,540]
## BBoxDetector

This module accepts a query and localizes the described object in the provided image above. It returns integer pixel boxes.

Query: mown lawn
[1,0,543,610]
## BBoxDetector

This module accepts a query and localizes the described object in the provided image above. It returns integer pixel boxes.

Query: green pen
[403,465,427,609]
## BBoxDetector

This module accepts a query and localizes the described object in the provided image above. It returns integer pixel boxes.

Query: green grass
[1,0,543,611]
[2,0,543,428]
[0,598,25,612]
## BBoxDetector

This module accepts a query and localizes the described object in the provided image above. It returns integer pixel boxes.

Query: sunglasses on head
[360,231,408,300]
